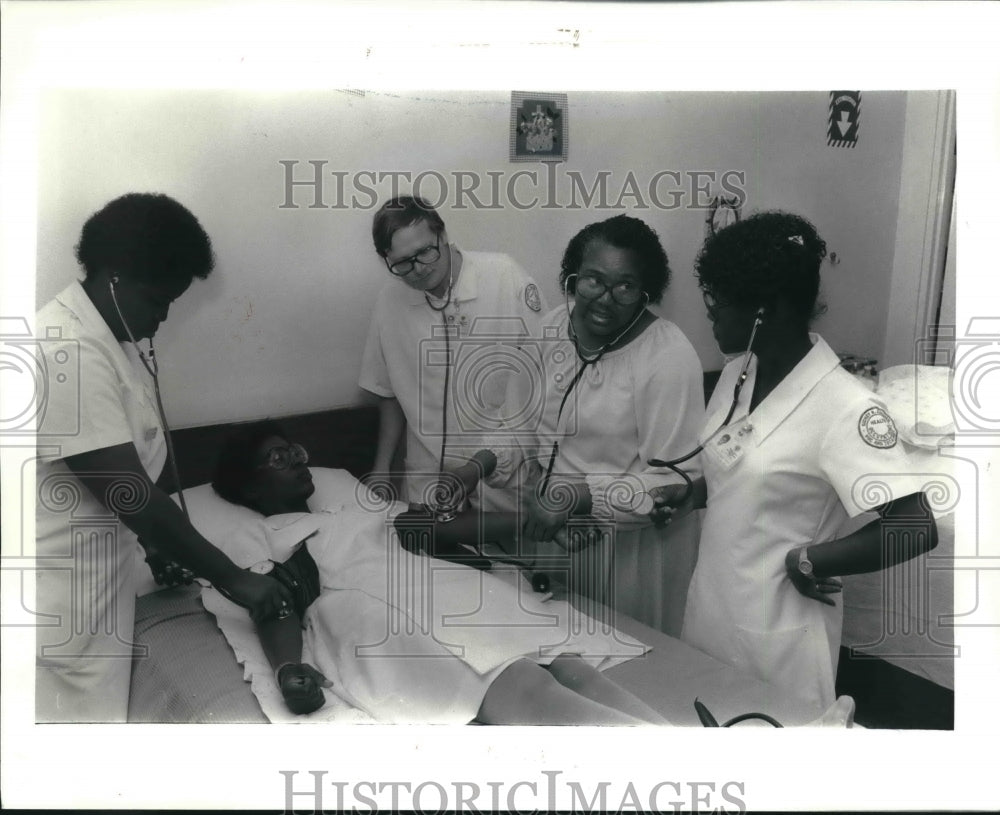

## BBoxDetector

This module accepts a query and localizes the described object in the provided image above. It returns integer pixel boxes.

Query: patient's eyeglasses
[385,236,442,276]
[573,272,645,306]
[258,443,309,471]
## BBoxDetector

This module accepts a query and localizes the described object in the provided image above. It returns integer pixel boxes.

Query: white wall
[37,90,917,428]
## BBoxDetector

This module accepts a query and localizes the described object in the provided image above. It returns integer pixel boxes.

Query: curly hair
[75,193,215,286]
[212,419,288,508]
[559,215,671,305]
[371,195,446,258]
[695,210,828,325]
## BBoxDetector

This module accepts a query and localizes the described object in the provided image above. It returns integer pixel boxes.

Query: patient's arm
[393,508,521,567]
[254,547,330,715]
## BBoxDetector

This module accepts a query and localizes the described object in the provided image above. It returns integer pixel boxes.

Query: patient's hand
[277,662,332,715]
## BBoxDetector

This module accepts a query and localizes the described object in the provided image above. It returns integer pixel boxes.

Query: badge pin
[524,283,542,313]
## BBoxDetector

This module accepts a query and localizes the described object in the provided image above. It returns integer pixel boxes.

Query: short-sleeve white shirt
[683,333,930,709]
[34,281,167,721]
[359,247,546,509]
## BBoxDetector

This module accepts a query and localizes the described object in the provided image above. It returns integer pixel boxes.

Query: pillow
[135,468,373,596]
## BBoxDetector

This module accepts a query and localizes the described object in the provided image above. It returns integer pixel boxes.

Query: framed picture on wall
[509,91,568,161]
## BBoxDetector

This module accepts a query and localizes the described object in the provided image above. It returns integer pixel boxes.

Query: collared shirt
[359,247,546,507]
[36,280,166,475]
[34,280,167,721]
[683,333,930,709]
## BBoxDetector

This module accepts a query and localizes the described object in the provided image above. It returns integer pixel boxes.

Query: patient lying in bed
[209,420,664,725]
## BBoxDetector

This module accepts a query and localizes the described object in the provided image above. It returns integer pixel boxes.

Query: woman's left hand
[277,662,332,715]
[784,548,843,606]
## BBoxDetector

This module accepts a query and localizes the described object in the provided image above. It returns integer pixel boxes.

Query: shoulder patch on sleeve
[524,282,541,312]
[858,406,898,448]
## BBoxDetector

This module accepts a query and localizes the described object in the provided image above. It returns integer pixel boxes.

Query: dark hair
[75,193,215,286]
[212,419,288,508]
[695,210,828,325]
[558,215,671,305]
[371,195,446,258]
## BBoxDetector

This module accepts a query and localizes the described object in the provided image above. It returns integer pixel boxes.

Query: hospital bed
[130,395,953,727]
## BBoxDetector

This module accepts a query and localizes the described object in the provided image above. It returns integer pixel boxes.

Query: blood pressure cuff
[393,506,493,571]
[271,546,321,621]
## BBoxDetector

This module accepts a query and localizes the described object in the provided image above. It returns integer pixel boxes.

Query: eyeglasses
[257,443,309,471]
[702,290,732,317]
[573,273,645,306]
[384,236,442,276]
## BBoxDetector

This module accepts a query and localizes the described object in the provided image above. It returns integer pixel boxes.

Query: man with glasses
[359,195,547,512]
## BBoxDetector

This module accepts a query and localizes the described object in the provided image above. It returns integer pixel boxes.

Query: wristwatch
[796,547,815,578]
[249,559,275,575]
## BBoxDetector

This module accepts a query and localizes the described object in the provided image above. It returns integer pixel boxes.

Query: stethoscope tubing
[109,278,190,518]
[646,313,763,505]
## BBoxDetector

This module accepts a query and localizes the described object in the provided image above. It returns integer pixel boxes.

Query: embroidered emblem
[858,406,898,448]
[524,283,541,312]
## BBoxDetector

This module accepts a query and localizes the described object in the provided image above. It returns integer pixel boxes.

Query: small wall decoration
[510,91,568,162]
[828,91,861,148]
[706,193,743,237]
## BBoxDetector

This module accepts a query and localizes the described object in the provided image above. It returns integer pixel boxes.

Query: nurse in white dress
[35,194,291,722]
[209,420,669,724]
[650,211,938,710]
[445,215,705,636]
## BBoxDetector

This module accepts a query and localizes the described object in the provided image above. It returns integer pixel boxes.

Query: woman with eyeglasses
[210,420,670,724]
[454,215,705,636]
[648,211,938,709]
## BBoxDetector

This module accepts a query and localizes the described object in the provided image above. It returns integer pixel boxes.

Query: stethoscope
[645,308,764,506]
[539,280,650,497]
[108,276,190,518]
[423,249,459,522]
[110,276,294,619]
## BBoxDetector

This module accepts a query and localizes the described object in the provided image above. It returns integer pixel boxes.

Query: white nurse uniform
[35,281,166,722]
[682,334,930,709]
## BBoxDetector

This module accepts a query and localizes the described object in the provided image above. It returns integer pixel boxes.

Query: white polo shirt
[35,281,167,722]
[359,247,546,510]
[682,334,931,709]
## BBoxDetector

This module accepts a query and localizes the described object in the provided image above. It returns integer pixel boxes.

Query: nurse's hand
[522,488,571,542]
[648,484,692,528]
[553,525,600,552]
[139,539,195,587]
[223,571,295,623]
[784,549,843,606]
[277,662,332,715]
